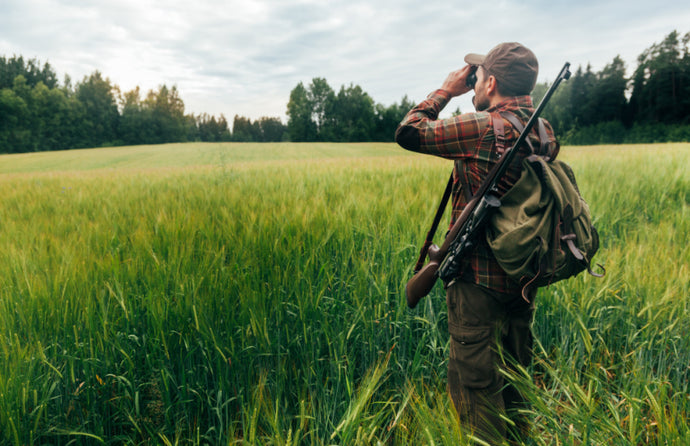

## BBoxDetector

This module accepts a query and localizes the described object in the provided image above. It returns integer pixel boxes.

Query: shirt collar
[486,96,534,113]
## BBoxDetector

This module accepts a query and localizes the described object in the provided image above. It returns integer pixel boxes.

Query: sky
[2,0,690,122]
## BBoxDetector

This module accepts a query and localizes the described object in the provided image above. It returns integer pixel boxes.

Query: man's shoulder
[451,110,492,127]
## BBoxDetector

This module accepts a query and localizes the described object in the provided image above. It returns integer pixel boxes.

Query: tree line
[1,29,689,153]
[531,30,690,144]
[285,78,416,142]
[287,30,690,145]
[0,57,287,153]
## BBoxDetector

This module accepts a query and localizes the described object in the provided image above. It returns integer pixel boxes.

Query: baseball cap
[464,42,539,95]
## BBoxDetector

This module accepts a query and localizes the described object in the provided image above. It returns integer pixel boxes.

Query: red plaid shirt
[396,89,558,294]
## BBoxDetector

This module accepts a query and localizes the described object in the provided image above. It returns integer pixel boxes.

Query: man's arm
[394,89,452,151]
[395,65,483,156]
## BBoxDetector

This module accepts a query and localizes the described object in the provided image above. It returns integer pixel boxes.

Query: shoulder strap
[492,113,507,156]
[501,112,554,159]
[537,118,550,157]
[455,160,473,202]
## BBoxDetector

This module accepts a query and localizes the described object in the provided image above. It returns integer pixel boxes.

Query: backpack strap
[455,160,473,203]
[561,204,606,278]
[500,112,555,159]
[537,118,554,159]
[501,112,536,155]
[491,113,507,156]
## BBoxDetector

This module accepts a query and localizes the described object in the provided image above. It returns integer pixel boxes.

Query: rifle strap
[412,172,454,273]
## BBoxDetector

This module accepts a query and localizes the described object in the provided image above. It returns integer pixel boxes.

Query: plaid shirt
[396,89,558,294]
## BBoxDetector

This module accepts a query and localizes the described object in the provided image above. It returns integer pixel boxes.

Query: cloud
[2,0,690,121]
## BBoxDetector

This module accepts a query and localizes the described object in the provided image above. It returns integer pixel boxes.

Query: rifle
[405,62,572,309]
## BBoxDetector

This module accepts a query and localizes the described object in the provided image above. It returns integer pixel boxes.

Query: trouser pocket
[449,325,498,390]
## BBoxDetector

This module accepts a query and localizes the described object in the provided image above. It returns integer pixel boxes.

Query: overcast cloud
[2,0,689,121]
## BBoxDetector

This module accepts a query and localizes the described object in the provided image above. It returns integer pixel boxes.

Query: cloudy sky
[2,0,689,122]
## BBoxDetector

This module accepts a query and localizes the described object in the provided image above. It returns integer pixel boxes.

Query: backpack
[485,112,604,300]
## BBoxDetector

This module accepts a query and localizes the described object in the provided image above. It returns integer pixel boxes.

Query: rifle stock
[405,245,441,308]
[405,197,478,308]
[404,62,572,309]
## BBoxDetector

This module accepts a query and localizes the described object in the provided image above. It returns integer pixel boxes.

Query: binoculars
[466,67,478,89]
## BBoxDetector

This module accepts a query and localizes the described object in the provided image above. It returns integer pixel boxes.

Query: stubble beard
[472,94,490,112]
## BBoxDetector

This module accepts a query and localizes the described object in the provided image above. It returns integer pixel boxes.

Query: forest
[532,29,690,145]
[1,29,688,153]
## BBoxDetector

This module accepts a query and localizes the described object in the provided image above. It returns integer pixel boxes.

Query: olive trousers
[446,280,535,445]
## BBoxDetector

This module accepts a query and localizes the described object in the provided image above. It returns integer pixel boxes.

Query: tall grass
[522,144,690,445]
[0,142,687,444]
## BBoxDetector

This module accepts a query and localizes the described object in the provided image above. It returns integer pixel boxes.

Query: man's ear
[486,75,498,96]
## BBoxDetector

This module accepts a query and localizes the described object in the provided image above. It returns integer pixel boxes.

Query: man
[395,42,559,444]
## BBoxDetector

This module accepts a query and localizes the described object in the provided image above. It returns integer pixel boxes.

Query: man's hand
[440,65,475,98]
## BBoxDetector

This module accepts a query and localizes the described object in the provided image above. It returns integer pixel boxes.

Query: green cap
[464,42,539,95]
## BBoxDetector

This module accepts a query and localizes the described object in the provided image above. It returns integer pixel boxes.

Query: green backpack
[485,113,604,300]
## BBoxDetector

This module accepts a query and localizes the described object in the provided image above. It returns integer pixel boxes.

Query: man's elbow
[395,125,421,151]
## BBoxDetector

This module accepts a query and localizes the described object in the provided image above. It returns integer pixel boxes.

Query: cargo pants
[446,280,534,444]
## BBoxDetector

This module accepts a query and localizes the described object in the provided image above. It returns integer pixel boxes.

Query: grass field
[0,142,688,445]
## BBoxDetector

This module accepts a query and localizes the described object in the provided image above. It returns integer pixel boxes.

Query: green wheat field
[0,142,688,445]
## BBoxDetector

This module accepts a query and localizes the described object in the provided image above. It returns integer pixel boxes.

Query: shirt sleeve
[395,89,491,160]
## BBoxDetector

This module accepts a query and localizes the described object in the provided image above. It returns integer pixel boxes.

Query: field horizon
[0,142,415,175]
[1,141,688,444]
[3,140,689,174]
